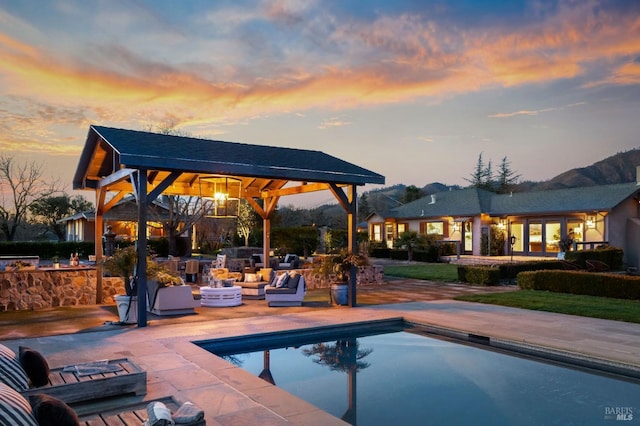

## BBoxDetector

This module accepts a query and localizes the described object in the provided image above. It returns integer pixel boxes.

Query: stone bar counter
[0,266,125,311]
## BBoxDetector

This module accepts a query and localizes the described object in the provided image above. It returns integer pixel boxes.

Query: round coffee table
[200,285,242,307]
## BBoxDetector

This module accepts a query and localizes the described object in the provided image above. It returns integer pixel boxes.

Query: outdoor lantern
[199,176,242,217]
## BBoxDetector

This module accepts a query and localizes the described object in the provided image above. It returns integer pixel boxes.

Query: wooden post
[137,169,148,327]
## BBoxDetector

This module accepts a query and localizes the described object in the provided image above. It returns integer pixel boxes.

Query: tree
[0,155,60,241]
[395,230,421,261]
[465,153,520,193]
[357,193,371,222]
[156,195,211,256]
[495,156,521,194]
[29,194,93,241]
[400,185,424,204]
[236,199,259,246]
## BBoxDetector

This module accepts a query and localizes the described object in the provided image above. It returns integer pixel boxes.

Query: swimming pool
[198,321,640,425]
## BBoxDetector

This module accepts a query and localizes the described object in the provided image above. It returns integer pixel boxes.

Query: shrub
[564,247,623,270]
[390,249,409,261]
[457,265,501,286]
[517,270,640,300]
[497,261,565,280]
[370,246,390,258]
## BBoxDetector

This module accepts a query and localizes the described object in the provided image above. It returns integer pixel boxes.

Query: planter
[330,282,348,306]
[114,295,138,324]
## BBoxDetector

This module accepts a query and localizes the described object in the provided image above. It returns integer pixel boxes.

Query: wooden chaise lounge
[78,396,206,425]
[21,358,146,404]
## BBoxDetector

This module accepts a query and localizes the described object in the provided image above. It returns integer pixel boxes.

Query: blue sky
[1,0,639,206]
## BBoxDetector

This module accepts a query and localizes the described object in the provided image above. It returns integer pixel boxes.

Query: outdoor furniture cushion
[19,347,50,388]
[0,344,29,392]
[0,382,37,425]
[78,396,205,425]
[28,393,79,426]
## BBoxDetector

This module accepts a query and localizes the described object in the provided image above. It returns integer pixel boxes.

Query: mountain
[357,148,640,213]
[525,149,640,191]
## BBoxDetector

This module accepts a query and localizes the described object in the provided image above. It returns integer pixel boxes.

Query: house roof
[489,183,640,215]
[58,196,172,223]
[387,187,494,219]
[73,125,384,198]
[371,183,640,220]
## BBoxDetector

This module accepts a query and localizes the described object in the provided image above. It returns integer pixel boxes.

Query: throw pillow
[244,273,258,283]
[29,394,79,426]
[0,382,38,425]
[0,344,29,392]
[287,273,301,289]
[19,347,50,387]
[274,273,289,288]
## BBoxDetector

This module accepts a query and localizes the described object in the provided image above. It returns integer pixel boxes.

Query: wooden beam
[147,171,181,204]
[264,182,332,197]
[102,191,128,214]
[329,183,352,213]
[245,197,267,219]
[98,168,135,189]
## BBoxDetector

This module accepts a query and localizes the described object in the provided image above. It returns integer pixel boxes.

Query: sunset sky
[1,0,639,206]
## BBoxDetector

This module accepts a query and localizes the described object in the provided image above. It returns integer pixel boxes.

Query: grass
[382,263,640,323]
[383,263,459,282]
[455,290,640,324]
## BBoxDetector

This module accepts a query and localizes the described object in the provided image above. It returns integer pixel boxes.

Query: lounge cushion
[29,394,79,426]
[19,347,50,388]
[287,273,301,289]
[244,273,261,283]
[0,382,37,425]
[274,273,289,288]
[0,344,29,392]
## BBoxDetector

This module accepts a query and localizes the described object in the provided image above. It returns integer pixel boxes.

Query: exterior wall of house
[608,198,640,267]
[626,218,640,269]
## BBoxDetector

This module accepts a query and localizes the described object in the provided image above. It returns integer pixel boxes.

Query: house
[367,178,640,268]
[58,196,171,242]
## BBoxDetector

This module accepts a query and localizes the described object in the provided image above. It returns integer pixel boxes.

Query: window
[464,222,473,251]
[385,224,394,248]
[426,222,444,235]
[529,223,542,252]
[372,224,382,242]
[398,223,407,234]
[545,222,561,252]
[510,223,524,252]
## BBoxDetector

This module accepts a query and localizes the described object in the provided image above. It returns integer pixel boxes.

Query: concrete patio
[1,272,639,424]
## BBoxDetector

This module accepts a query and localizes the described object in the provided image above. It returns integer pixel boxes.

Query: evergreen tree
[495,156,521,194]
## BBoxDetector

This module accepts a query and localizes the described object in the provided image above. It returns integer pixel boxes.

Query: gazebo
[73,125,385,326]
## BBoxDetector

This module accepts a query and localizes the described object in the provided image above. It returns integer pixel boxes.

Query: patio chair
[586,259,610,272]
[185,260,200,283]
[1,344,146,405]
[265,272,306,307]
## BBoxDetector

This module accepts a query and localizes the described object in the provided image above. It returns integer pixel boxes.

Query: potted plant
[316,250,369,305]
[103,246,140,324]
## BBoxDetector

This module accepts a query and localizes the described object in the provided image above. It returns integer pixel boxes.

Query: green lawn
[382,263,640,323]
[455,290,640,324]
[383,264,459,282]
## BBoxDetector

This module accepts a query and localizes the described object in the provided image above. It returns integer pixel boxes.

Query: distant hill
[357,148,640,212]
[524,149,640,191]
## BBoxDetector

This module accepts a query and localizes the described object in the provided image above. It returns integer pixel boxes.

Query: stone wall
[273,265,384,290]
[0,269,125,311]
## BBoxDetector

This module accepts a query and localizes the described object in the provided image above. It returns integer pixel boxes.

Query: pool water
[204,328,640,425]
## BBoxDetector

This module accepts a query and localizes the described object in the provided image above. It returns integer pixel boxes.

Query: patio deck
[1,260,638,424]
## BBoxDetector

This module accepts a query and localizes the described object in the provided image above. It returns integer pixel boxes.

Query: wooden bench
[21,358,146,404]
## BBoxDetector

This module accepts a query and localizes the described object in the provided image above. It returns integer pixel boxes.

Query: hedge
[497,261,565,280]
[564,247,623,270]
[457,266,501,286]
[517,270,640,300]
[370,248,391,258]
[0,241,95,260]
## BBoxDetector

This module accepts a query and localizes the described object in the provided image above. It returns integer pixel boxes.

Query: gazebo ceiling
[73,125,385,199]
